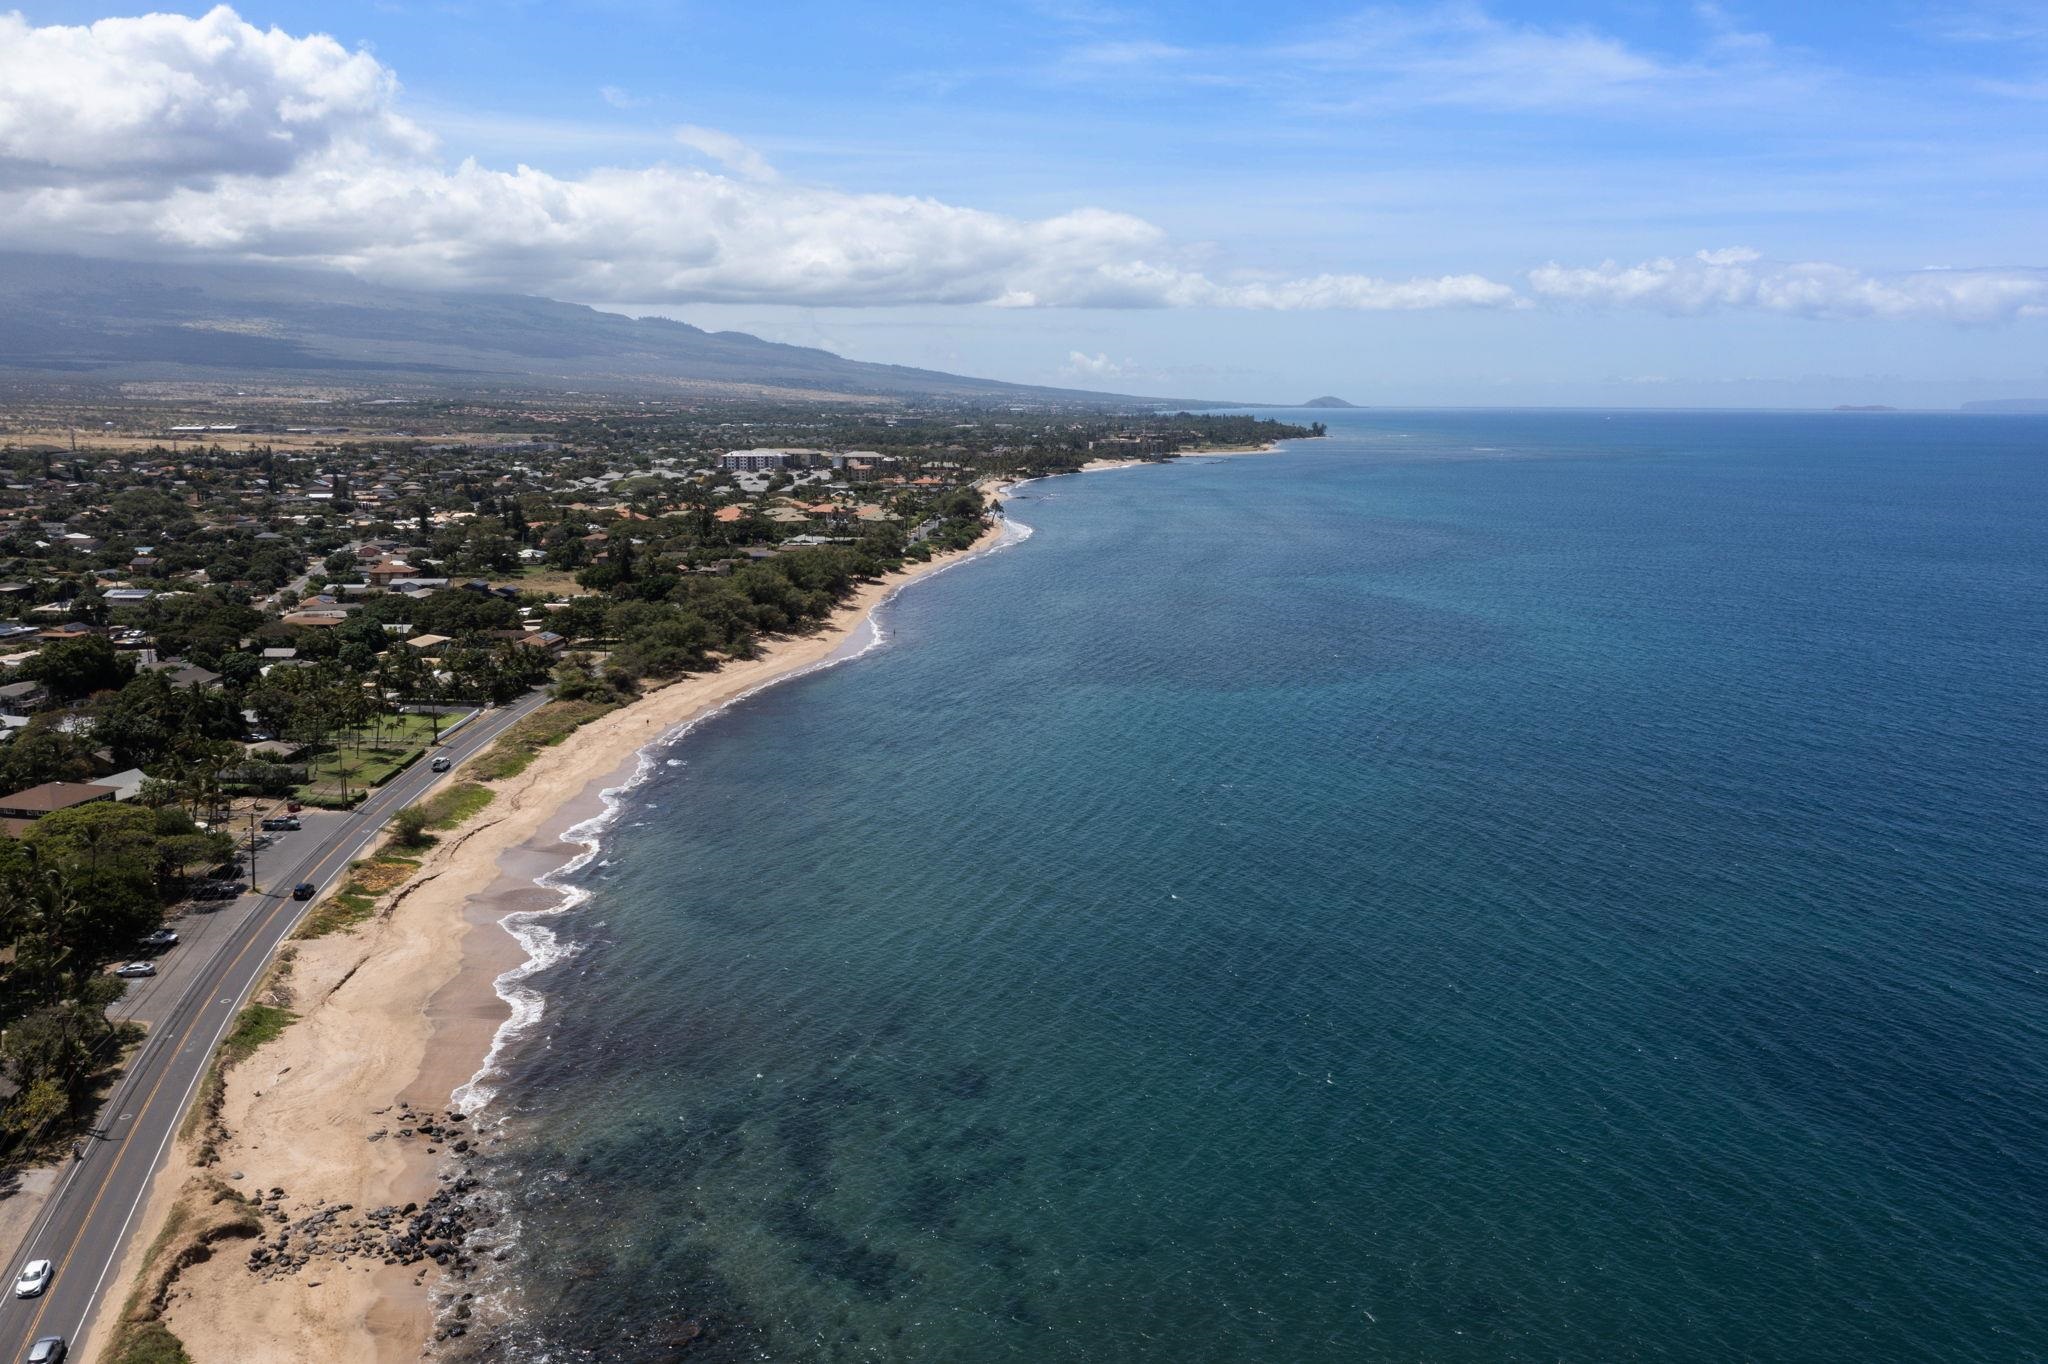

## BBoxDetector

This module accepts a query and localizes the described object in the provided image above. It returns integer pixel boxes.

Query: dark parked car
[260,816,302,832]
[293,882,317,901]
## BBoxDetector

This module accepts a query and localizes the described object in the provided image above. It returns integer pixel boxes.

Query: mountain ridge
[0,253,1200,405]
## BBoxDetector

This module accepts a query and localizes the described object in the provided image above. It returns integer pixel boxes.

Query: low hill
[0,253,1167,405]
[1960,399,2048,414]
[1300,395,1358,408]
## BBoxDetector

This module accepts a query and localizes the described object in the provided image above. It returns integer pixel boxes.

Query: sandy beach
[1079,440,1293,473]
[89,515,1011,1364]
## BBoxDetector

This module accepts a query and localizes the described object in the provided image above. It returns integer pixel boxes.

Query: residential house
[0,780,116,837]
[0,680,46,714]
[365,559,417,586]
[142,660,223,690]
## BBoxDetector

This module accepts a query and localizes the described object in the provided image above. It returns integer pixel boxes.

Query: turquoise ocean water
[460,410,2048,1362]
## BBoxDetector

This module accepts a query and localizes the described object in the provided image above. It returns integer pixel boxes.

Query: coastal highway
[0,690,547,1364]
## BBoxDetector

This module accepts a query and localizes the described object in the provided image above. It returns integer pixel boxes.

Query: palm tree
[6,851,89,1003]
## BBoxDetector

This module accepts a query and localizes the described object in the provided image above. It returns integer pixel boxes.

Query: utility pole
[246,810,259,894]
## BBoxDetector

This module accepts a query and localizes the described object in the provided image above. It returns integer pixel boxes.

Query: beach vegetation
[106,1310,195,1364]
[551,653,633,704]
[219,1003,295,1066]
[391,803,432,847]
[292,855,420,938]
[472,700,619,781]
[423,780,495,829]
[105,1178,259,1364]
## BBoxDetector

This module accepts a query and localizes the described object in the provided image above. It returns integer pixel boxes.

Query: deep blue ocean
[463,410,2048,1362]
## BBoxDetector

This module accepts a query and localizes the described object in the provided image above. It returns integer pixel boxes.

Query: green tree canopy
[26,635,135,702]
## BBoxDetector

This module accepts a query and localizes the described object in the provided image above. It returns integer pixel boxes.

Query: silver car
[13,1259,51,1298]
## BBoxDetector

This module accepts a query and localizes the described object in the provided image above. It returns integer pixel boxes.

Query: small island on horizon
[1301,395,1359,408]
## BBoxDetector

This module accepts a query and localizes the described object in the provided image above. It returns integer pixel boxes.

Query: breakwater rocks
[242,1103,496,1341]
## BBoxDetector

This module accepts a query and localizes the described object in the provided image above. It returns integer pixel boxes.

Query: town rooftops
[0,781,117,821]
[100,769,148,802]
[142,660,223,689]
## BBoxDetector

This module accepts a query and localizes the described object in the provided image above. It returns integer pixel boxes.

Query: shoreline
[448,503,1028,1119]
[97,513,1019,1364]
[1079,437,1310,473]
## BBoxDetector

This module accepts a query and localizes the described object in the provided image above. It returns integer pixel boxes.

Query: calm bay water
[463,411,2048,1362]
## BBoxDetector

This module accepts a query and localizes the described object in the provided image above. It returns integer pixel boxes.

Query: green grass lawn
[294,712,450,803]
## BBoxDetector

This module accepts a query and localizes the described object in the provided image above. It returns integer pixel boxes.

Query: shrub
[391,805,432,847]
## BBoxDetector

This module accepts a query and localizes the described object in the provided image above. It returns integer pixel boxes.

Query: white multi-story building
[719,447,825,472]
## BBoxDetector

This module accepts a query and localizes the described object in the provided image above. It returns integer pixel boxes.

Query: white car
[114,962,157,979]
[14,1258,51,1298]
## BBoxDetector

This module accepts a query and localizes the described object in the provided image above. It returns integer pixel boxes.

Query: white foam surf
[451,513,1031,1117]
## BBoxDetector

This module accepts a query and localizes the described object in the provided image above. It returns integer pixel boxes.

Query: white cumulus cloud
[0,6,1519,312]
[1063,350,1126,377]
[0,9,2040,327]
[1528,248,2048,322]
[0,5,427,185]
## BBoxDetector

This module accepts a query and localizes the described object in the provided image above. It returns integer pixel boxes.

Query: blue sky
[6,1,2048,404]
